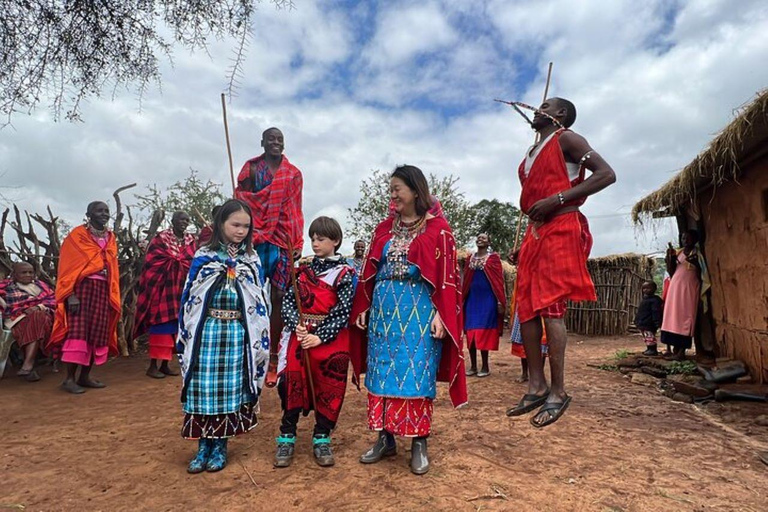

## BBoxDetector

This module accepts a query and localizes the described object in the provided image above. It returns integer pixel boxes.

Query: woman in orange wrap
[49,201,121,394]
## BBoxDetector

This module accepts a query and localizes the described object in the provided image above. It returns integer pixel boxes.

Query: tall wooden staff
[513,61,554,252]
[286,240,317,410]
[221,93,236,197]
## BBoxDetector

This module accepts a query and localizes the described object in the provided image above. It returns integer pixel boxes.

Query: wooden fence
[566,253,655,336]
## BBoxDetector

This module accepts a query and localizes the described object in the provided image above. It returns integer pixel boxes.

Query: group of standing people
[2,96,620,475]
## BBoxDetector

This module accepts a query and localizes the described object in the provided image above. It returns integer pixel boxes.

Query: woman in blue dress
[350,165,467,475]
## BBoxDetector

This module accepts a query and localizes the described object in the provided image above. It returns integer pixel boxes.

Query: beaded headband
[494,99,564,129]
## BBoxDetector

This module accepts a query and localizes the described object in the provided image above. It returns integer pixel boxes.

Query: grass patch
[613,349,631,361]
[596,364,620,372]
[666,360,698,375]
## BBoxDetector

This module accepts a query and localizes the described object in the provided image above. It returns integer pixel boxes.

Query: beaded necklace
[469,251,491,270]
[387,215,426,279]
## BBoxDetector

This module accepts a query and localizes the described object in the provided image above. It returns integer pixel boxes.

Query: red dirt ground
[2,335,767,512]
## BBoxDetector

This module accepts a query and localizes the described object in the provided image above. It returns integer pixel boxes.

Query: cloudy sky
[2,0,767,256]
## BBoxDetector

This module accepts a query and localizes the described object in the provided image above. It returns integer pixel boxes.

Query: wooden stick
[221,93,236,197]
[515,61,555,252]
[287,240,317,411]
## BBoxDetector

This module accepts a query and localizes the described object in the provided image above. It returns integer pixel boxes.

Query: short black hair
[554,97,577,128]
[171,211,188,222]
[642,280,657,293]
[86,201,108,216]
[262,127,283,139]
[309,216,343,253]
[205,199,254,253]
[391,165,433,216]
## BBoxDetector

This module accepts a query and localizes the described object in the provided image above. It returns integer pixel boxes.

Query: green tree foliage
[347,169,475,247]
[467,199,526,256]
[134,169,227,229]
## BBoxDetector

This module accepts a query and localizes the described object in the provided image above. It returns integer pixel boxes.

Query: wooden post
[221,93,236,197]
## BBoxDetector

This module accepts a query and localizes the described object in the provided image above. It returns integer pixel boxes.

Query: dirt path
[2,335,766,512]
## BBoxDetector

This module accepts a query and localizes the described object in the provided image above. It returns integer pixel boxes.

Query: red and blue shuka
[278,257,355,433]
[462,252,506,351]
[350,215,468,438]
[0,278,56,350]
[515,129,596,323]
[134,228,196,361]
[234,154,303,291]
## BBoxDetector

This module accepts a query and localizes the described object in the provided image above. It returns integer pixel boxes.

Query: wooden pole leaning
[287,240,317,410]
[221,93,236,197]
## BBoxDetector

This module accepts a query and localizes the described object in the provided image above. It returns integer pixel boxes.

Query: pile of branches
[0,184,165,355]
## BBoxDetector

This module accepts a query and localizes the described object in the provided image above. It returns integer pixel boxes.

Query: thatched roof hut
[633,89,768,382]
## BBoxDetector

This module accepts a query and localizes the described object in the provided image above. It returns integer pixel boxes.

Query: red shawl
[349,216,468,408]
[0,279,56,321]
[462,252,506,333]
[516,130,595,321]
[133,229,196,337]
[49,225,121,355]
[234,154,304,251]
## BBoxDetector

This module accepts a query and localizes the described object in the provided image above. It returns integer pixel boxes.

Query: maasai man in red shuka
[462,233,506,378]
[49,201,121,394]
[234,127,303,386]
[506,98,615,428]
[350,165,467,476]
[274,217,355,469]
[134,211,196,379]
[0,262,56,382]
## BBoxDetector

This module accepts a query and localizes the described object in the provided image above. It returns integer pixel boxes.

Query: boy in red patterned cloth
[235,127,303,385]
[134,211,196,378]
[508,98,615,427]
[274,216,355,469]
[0,262,56,382]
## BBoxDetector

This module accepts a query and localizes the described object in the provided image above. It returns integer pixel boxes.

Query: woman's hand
[355,311,368,330]
[296,324,308,337]
[300,334,322,350]
[66,295,80,315]
[431,311,446,339]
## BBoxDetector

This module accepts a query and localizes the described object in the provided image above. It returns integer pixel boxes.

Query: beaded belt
[301,313,328,324]
[208,309,242,320]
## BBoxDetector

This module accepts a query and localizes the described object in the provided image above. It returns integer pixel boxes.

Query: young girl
[274,216,355,468]
[177,199,270,473]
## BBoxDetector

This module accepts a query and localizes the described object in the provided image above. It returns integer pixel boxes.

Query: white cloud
[1,0,766,259]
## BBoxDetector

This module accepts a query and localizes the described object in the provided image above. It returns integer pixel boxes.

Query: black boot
[359,430,396,464]
[642,344,659,356]
[410,437,429,475]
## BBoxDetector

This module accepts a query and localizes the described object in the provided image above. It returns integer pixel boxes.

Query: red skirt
[516,212,595,323]
[466,328,500,351]
[367,393,433,437]
[281,331,350,423]
[11,309,53,348]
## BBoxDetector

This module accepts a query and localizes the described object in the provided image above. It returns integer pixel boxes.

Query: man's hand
[300,334,322,350]
[526,195,560,222]
[296,324,308,337]
[292,249,302,260]
[66,295,80,315]
[508,249,520,266]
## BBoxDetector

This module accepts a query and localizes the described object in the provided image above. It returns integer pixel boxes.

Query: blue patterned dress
[365,241,442,437]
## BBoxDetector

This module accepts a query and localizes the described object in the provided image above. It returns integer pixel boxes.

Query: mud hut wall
[699,159,768,382]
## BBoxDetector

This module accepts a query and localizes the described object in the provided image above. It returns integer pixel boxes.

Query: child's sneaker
[312,434,335,467]
[274,434,296,468]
